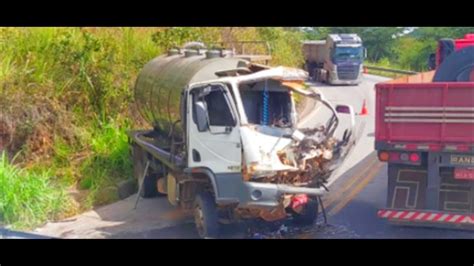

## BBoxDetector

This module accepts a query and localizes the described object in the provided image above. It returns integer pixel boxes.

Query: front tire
[194,192,219,238]
[292,199,319,226]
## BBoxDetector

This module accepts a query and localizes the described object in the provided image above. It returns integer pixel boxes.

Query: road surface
[34,74,474,239]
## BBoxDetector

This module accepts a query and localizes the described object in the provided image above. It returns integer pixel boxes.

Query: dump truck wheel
[292,199,319,225]
[437,38,455,64]
[433,46,474,82]
[194,192,219,238]
[132,143,158,198]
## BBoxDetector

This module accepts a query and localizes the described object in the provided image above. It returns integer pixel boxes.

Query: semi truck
[375,35,474,229]
[129,42,358,238]
[302,34,365,85]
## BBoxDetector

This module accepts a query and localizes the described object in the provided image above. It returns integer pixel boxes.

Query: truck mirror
[198,86,212,98]
[428,53,436,70]
[195,101,209,132]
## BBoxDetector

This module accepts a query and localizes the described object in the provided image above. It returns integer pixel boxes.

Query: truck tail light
[399,153,409,161]
[409,153,420,162]
[456,145,470,152]
[379,151,389,162]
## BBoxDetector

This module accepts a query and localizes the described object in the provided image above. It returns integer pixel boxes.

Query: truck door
[187,83,242,173]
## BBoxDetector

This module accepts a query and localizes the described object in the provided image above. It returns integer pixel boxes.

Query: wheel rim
[194,205,205,237]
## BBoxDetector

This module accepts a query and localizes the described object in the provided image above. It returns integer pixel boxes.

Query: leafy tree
[412,27,474,41]
[301,27,330,40]
[394,37,434,71]
[394,27,474,71]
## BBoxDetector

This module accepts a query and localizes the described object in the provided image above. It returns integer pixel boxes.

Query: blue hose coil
[261,80,269,125]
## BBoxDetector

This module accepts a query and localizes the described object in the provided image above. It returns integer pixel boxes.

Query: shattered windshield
[239,79,293,128]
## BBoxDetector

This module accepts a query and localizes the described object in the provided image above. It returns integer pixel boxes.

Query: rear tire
[433,46,474,82]
[292,199,319,226]
[194,192,219,239]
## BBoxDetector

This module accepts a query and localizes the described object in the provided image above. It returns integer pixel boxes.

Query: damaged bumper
[330,77,362,85]
[241,181,327,209]
[212,173,327,209]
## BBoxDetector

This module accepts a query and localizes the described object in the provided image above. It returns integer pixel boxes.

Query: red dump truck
[375,35,474,230]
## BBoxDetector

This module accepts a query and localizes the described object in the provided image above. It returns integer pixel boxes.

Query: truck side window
[192,85,235,130]
[204,90,235,127]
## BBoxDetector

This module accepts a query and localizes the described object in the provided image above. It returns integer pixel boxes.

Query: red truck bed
[375,71,474,146]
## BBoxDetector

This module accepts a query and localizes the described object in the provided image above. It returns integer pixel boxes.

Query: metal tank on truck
[129,41,358,238]
[303,34,366,85]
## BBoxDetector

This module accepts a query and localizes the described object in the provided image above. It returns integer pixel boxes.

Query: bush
[0,152,72,229]
[394,37,435,72]
[79,120,132,207]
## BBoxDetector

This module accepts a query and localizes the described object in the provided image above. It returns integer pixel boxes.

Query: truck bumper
[329,78,361,85]
[378,208,474,230]
[213,173,328,209]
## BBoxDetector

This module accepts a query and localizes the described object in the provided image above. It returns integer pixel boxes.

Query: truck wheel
[433,46,474,82]
[292,199,319,226]
[194,192,219,238]
[132,143,158,198]
[437,38,455,64]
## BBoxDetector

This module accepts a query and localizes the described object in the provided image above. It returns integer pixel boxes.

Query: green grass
[0,152,71,229]
[79,120,132,208]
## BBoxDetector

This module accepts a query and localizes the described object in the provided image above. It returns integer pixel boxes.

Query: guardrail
[365,65,418,76]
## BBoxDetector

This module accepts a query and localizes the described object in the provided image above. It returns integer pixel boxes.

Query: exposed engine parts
[257,125,340,187]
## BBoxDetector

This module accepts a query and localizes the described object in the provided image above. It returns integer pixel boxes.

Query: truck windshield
[239,79,293,128]
[334,46,363,62]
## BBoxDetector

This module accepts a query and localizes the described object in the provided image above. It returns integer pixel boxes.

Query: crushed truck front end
[303,34,365,85]
[193,66,357,221]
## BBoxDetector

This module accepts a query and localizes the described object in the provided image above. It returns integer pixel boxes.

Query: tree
[412,27,474,41]
[301,27,330,40]
[395,37,434,71]
[394,27,474,71]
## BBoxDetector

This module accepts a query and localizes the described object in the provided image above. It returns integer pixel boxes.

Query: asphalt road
[34,74,474,239]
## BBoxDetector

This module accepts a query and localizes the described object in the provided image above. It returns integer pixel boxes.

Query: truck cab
[303,34,366,85]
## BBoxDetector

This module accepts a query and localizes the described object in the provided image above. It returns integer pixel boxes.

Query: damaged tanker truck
[129,42,357,238]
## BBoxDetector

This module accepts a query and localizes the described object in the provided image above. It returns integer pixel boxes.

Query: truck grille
[337,65,359,80]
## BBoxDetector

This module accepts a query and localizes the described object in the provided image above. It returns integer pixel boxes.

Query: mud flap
[439,167,474,213]
[387,164,474,213]
[387,164,428,210]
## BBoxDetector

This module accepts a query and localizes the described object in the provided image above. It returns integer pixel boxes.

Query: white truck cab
[130,43,357,238]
